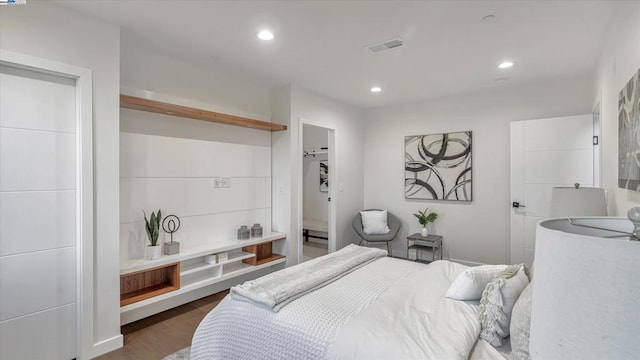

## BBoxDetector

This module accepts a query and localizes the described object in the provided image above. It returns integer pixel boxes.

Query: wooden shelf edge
[120,285,179,307]
[120,94,287,132]
[253,254,285,266]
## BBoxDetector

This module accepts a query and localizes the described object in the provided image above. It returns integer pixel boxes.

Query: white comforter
[191,258,481,360]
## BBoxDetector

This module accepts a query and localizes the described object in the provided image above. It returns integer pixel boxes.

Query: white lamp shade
[530,218,639,359]
[549,187,607,217]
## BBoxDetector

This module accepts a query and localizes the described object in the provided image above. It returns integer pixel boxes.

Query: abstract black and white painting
[405,131,472,201]
[619,68,640,192]
[320,160,329,192]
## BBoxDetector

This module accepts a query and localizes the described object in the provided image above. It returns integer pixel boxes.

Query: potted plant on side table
[414,208,438,237]
[144,209,162,260]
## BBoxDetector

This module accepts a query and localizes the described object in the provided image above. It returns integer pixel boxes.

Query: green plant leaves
[143,209,162,246]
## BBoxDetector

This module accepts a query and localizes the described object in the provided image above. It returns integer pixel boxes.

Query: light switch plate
[221,177,231,188]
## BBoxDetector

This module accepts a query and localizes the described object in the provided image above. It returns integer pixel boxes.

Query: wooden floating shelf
[120,94,287,132]
[120,262,180,307]
[242,241,285,266]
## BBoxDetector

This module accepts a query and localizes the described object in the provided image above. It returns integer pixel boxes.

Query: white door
[510,115,594,268]
[0,65,78,359]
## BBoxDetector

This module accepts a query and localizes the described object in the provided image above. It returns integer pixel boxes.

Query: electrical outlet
[221,177,231,188]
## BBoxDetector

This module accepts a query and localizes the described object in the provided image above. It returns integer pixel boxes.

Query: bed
[191,246,512,360]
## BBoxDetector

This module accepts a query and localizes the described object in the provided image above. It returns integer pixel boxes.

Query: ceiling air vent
[366,38,404,54]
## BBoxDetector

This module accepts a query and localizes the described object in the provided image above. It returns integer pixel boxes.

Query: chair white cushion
[445,264,509,300]
[479,264,529,347]
[360,210,390,235]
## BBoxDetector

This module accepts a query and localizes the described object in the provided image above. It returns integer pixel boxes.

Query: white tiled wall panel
[0,70,76,133]
[0,247,76,321]
[120,132,272,262]
[120,208,272,262]
[0,128,76,191]
[523,149,593,185]
[522,115,593,152]
[120,177,270,223]
[120,132,270,178]
[0,303,76,360]
[0,191,76,256]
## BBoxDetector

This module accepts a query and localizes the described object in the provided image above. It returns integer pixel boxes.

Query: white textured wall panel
[0,128,76,191]
[522,115,593,151]
[0,247,76,321]
[0,191,76,256]
[523,149,593,185]
[120,132,270,178]
[120,208,272,261]
[0,69,76,133]
[0,303,76,360]
[120,177,270,223]
[120,132,272,262]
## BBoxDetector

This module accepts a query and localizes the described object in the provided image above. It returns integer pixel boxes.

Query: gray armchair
[352,209,401,256]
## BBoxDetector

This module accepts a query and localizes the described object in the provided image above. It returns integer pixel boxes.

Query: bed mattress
[191,258,504,359]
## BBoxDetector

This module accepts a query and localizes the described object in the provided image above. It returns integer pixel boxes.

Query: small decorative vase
[251,223,263,238]
[164,241,180,255]
[237,225,250,240]
[421,226,429,237]
[145,245,162,260]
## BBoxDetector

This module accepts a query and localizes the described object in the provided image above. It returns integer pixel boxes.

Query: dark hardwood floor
[96,290,229,360]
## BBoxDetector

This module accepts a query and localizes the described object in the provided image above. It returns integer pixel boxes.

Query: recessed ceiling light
[498,61,514,69]
[257,30,274,41]
[370,86,382,93]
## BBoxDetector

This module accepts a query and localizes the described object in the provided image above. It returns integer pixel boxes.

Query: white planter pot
[421,227,429,237]
[145,245,162,260]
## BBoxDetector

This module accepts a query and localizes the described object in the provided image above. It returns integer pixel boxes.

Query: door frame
[0,50,93,359]
[297,119,337,263]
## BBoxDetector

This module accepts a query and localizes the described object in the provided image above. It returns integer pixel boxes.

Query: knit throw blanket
[231,244,387,311]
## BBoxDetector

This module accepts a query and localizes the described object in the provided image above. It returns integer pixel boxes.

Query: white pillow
[360,210,390,235]
[479,264,530,347]
[445,264,509,300]
[510,282,533,360]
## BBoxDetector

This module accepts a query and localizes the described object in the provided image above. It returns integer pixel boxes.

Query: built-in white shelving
[119,232,286,323]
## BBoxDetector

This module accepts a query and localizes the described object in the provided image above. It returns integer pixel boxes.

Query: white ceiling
[58,0,621,108]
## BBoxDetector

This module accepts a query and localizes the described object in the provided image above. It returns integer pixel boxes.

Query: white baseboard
[90,334,123,359]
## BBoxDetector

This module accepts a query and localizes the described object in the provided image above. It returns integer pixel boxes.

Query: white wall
[595,1,640,215]
[120,133,272,261]
[364,75,594,265]
[303,125,329,223]
[119,37,278,298]
[270,85,293,259]
[271,85,364,264]
[121,36,272,123]
[120,41,272,147]
[0,2,121,357]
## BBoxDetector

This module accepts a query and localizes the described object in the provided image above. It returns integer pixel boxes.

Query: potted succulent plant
[414,208,438,237]
[144,209,162,260]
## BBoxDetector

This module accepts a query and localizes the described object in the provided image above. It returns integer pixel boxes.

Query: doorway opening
[299,122,336,262]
